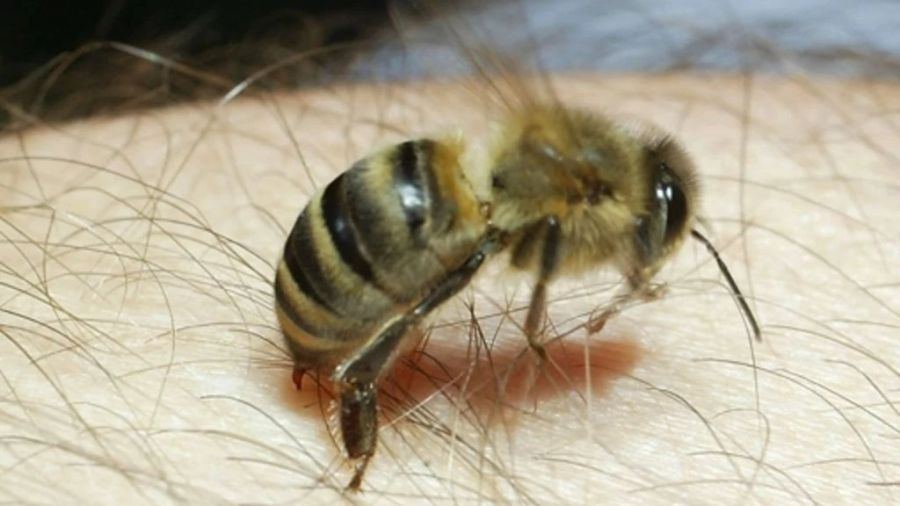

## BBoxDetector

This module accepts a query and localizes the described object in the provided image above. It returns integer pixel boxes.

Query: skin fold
[0,73,898,504]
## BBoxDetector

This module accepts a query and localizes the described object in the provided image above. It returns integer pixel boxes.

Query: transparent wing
[387,0,564,114]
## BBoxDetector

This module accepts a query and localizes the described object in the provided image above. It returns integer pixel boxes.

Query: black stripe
[283,212,341,314]
[275,275,340,367]
[321,173,377,284]
[344,165,392,261]
[394,141,427,235]
[416,140,450,228]
[274,270,320,336]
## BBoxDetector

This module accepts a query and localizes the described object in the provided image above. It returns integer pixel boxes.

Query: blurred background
[2,0,898,126]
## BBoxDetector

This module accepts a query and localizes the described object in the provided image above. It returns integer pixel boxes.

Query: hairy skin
[0,74,898,504]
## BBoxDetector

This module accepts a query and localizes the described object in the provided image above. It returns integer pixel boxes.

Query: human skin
[0,72,898,505]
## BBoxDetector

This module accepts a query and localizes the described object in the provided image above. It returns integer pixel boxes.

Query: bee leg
[587,299,625,334]
[587,274,660,334]
[332,234,498,490]
[523,216,562,360]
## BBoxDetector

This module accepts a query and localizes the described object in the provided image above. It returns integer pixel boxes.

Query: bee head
[633,135,699,273]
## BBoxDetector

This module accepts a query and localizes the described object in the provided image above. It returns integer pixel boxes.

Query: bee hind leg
[332,234,498,490]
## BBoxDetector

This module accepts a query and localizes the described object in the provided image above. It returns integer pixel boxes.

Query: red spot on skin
[280,336,641,429]
[383,337,641,424]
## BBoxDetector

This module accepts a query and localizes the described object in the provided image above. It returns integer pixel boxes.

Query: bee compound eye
[657,165,688,245]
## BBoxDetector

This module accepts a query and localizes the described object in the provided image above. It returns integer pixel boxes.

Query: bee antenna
[690,229,762,341]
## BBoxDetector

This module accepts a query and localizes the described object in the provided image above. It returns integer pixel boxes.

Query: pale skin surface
[0,72,898,505]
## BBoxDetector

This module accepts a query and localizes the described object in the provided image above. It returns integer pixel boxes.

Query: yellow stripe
[432,138,483,225]
[275,304,347,353]
[275,261,358,352]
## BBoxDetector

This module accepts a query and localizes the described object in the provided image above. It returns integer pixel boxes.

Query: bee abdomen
[275,178,393,358]
[276,139,484,363]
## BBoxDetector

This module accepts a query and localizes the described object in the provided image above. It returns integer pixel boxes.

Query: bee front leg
[586,294,629,335]
[587,272,663,334]
[331,234,498,491]
[522,216,561,360]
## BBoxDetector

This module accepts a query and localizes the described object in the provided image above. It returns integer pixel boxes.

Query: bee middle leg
[331,233,499,490]
[520,216,561,360]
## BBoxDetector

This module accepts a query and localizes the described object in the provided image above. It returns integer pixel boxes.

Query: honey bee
[274,100,761,489]
[275,2,758,493]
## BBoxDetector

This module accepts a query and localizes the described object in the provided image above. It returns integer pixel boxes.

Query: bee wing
[388,0,563,114]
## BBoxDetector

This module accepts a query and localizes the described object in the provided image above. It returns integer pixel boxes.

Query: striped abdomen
[275,139,486,367]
